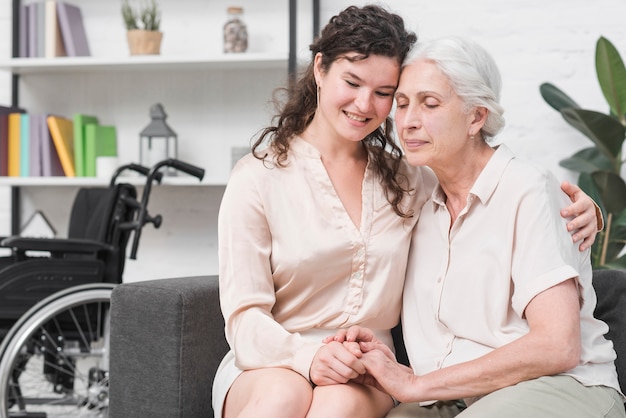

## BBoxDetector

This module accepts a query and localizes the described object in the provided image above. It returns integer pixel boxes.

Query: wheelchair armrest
[0,236,115,254]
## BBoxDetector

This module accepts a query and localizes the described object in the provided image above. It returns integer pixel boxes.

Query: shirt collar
[291,135,321,158]
[470,144,514,205]
[291,135,373,168]
[431,144,515,207]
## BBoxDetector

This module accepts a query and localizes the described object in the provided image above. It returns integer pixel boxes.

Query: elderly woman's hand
[357,342,416,402]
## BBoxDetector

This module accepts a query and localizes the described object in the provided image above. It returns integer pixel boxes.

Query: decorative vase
[126,29,163,55]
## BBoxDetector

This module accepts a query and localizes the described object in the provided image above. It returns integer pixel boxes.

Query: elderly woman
[331,37,625,417]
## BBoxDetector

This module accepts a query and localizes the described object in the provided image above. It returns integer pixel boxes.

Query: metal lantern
[139,103,178,175]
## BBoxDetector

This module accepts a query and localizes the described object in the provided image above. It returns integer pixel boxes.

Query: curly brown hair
[252,5,417,217]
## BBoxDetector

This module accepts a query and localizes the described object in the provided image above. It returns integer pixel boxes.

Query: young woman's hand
[310,341,366,386]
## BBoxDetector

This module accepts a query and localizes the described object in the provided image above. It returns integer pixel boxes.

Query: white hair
[404,36,506,141]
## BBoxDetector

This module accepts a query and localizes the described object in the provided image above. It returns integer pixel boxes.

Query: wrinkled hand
[560,181,599,251]
[358,342,417,403]
[309,341,366,386]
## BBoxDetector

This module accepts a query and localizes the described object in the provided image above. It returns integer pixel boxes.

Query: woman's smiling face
[315,53,400,143]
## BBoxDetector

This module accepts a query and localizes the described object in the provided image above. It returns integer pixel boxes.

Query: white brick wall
[320,0,626,182]
[0,0,625,278]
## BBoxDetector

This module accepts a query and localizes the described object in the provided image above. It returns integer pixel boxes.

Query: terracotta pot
[127,29,163,55]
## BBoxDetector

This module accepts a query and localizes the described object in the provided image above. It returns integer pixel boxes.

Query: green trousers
[387,376,625,418]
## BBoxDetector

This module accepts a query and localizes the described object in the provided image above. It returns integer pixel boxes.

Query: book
[29,113,42,176]
[20,113,30,176]
[27,2,38,58]
[0,106,25,176]
[40,114,64,176]
[37,0,45,58]
[19,3,28,58]
[8,113,22,176]
[47,115,75,177]
[45,0,67,58]
[84,124,117,177]
[73,113,98,177]
[0,113,8,176]
[56,2,90,57]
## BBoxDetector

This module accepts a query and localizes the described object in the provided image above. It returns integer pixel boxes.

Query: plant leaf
[559,147,614,173]
[591,171,626,215]
[604,253,626,269]
[539,82,580,112]
[596,36,626,120]
[561,108,624,165]
[615,208,626,227]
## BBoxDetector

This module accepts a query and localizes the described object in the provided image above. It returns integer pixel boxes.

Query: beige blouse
[218,136,435,380]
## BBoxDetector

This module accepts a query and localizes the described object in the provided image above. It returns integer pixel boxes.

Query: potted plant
[540,36,626,269]
[121,0,162,55]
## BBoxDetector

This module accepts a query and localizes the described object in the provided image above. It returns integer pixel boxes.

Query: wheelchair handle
[144,159,205,184]
[110,163,163,186]
[129,159,205,260]
[164,159,205,181]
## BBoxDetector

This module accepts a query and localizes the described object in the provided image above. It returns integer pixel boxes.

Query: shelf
[0,176,225,187]
[0,53,288,74]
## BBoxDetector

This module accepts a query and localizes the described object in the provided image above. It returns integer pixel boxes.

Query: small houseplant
[121,0,162,55]
[540,36,626,269]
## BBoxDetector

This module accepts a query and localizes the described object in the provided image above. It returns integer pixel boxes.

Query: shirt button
[437,277,442,283]
[357,249,364,257]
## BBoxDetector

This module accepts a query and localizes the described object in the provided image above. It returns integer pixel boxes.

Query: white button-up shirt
[402,144,621,401]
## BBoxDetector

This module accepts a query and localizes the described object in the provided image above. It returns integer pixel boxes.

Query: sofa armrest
[109,275,229,418]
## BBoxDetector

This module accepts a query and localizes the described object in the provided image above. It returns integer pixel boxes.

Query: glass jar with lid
[223,7,248,53]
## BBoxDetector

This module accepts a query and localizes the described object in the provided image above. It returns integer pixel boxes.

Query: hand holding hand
[309,341,367,386]
[358,342,417,403]
[322,325,379,344]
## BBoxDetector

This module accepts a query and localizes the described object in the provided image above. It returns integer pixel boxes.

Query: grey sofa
[109,270,626,418]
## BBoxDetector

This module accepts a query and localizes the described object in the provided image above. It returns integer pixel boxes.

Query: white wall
[1,0,625,282]
[0,2,12,236]
[316,0,626,183]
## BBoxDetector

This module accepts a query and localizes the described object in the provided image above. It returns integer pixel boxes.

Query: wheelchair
[0,159,205,418]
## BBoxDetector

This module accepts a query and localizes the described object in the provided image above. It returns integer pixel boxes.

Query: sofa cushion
[109,275,228,418]
[592,269,626,394]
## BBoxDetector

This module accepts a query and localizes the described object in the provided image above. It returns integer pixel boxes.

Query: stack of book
[18,0,90,58]
[0,106,117,178]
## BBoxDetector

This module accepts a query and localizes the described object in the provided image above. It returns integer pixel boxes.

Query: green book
[73,113,98,177]
[84,123,117,177]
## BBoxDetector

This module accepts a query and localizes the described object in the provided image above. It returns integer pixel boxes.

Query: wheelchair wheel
[0,283,115,418]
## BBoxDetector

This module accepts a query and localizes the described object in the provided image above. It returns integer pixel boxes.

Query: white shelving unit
[0,175,215,187]
[1,0,310,279]
[0,53,288,74]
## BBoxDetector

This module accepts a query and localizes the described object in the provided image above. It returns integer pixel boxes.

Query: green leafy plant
[541,36,626,269]
[121,0,161,31]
